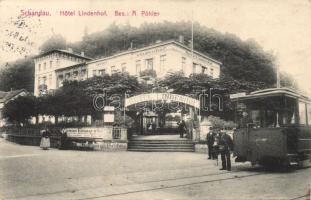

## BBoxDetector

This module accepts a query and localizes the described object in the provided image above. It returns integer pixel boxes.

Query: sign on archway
[125,93,200,109]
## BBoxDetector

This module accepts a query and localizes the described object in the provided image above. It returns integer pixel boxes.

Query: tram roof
[231,87,311,103]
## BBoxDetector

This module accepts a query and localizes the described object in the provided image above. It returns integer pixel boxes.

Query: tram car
[231,88,311,167]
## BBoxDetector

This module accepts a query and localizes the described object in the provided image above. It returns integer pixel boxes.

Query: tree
[83,73,142,97]
[3,95,36,125]
[0,58,34,92]
[280,71,298,89]
[39,34,66,53]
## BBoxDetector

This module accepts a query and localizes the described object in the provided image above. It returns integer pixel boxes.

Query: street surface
[0,138,310,200]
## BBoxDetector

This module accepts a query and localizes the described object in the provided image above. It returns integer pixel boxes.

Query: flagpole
[191,10,194,64]
[276,54,281,88]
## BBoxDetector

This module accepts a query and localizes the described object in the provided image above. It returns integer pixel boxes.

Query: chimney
[81,51,85,56]
[68,48,73,53]
[178,35,184,44]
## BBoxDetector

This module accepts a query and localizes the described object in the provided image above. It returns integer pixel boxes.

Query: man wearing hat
[218,130,234,171]
[206,127,215,159]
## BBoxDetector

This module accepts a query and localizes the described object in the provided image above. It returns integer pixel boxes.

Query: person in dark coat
[59,129,69,150]
[206,127,215,159]
[178,120,187,138]
[218,130,234,171]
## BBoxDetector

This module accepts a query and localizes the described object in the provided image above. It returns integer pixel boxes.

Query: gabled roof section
[55,62,87,72]
[34,49,93,60]
[0,89,28,104]
[87,40,222,65]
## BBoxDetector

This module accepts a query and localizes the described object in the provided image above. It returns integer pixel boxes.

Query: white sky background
[0,0,310,94]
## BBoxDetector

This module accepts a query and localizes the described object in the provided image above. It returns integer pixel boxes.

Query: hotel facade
[34,40,221,96]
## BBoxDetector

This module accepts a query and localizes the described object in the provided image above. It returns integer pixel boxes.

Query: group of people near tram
[206,127,234,171]
[178,119,234,171]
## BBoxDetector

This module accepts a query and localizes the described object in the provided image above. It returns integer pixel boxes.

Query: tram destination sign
[125,93,200,108]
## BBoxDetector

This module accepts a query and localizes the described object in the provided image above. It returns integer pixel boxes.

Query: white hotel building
[34,40,221,96]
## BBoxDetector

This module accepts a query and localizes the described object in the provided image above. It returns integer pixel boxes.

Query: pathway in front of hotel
[0,138,310,200]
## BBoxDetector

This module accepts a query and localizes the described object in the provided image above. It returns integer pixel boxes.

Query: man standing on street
[218,129,234,171]
[206,127,215,159]
[178,120,187,138]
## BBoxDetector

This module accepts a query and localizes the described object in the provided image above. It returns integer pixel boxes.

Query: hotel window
[38,64,41,71]
[136,60,141,75]
[181,57,186,72]
[145,58,153,70]
[111,66,116,74]
[50,61,53,68]
[98,69,105,76]
[65,73,71,79]
[299,102,307,125]
[121,63,126,73]
[210,68,214,77]
[201,66,207,74]
[58,74,63,81]
[81,69,87,79]
[43,62,46,70]
[73,71,78,78]
[160,55,166,72]
[56,58,60,67]
[192,63,198,74]
[92,70,97,76]
[42,76,47,85]
[48,74,52,85]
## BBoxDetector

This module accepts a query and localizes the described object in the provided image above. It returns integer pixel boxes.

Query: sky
[0,0,310,94]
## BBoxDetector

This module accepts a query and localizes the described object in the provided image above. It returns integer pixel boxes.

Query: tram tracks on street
[8,166,310,200]
[7,169,262,200]
[72,171,264,200]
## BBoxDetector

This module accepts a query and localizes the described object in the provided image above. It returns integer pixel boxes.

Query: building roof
[87,40,222,65]
[55,62,87,72]
[231,87,311,103]
[34,49,93,60]
[0,89,27,104]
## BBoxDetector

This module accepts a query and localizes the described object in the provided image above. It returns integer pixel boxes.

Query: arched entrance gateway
[124,93,201,149]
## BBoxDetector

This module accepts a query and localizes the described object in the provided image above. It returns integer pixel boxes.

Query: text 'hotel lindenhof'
[34,39,222,97]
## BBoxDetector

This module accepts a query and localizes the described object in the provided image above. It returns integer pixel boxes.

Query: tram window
[298,101,307,125]
[265,110,277,128]
[250,110,261,127]
[307,104,311,125]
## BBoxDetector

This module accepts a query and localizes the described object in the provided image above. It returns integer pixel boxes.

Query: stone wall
[93,141,128,151]
[5,127,128,152]
[6,134,59,148]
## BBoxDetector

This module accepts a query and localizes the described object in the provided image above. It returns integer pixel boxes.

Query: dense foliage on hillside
[0,21,281,92]
[0,58,34,92]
